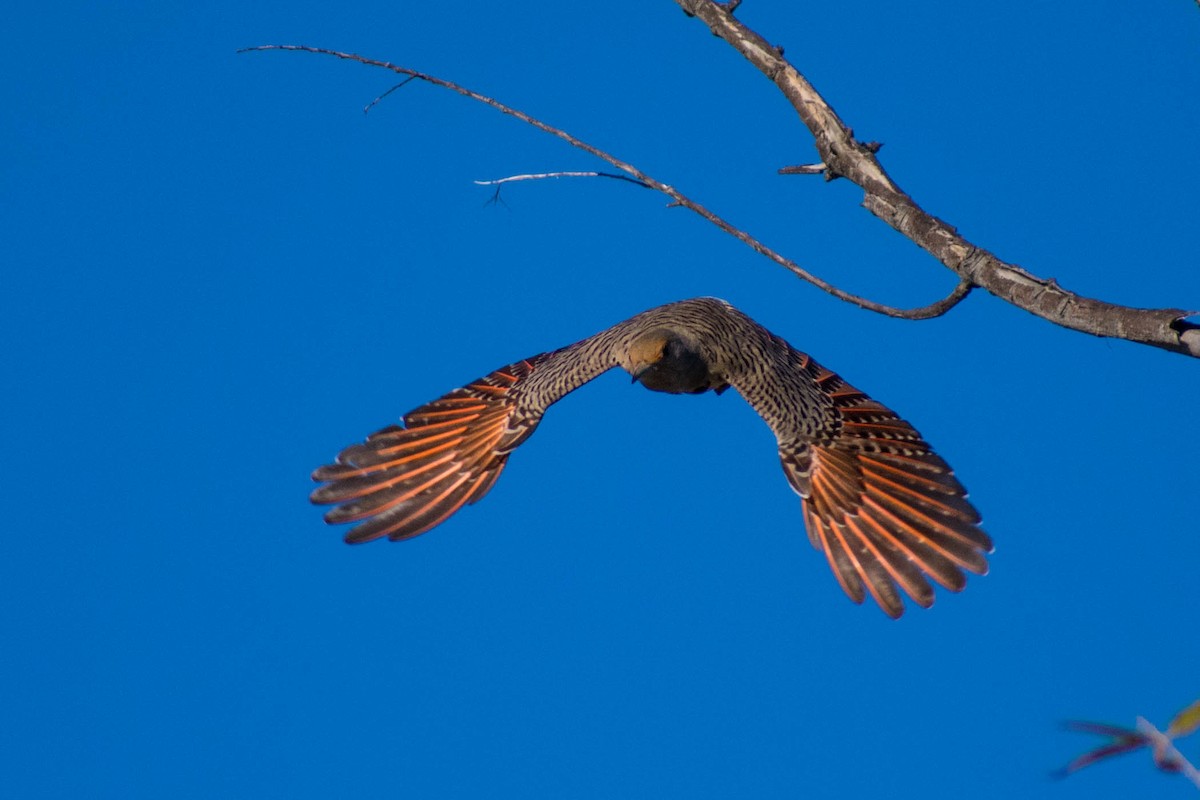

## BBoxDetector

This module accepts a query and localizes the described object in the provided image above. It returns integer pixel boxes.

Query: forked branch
[675,0,1199,357]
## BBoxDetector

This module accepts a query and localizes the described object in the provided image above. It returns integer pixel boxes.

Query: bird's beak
[630,363,649,384]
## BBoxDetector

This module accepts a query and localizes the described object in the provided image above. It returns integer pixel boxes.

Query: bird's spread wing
[776,356,992,618]
[311,354,557,543]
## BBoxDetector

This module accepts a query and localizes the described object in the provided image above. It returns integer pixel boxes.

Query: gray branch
[676,0,1199,357]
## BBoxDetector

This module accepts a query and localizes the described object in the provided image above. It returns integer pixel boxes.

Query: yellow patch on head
[627,330,672,368]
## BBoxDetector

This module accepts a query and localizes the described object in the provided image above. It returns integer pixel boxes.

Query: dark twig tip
[483,186,508,209]
[364,76,418,114]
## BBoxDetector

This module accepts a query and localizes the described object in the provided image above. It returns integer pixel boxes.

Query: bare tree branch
[242,18,1198,356]
[674,0,1200,357]
[240,44,971,321]
[473,171,651,189]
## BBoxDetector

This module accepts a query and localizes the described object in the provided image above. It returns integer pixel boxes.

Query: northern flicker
[311,297,991,617]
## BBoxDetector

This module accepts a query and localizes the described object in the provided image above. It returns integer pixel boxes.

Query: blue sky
[3,1,1199,797]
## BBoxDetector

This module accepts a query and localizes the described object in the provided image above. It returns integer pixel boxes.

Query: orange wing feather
[311,357,547,543]
[785,368,991,618]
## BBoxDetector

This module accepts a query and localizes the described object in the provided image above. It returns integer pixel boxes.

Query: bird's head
[624,329,716,394]
[626,329,673,382]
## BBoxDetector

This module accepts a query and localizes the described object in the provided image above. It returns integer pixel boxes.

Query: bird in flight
[311,297,990,618]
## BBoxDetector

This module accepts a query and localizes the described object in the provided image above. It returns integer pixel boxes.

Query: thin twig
[473,171,652,189]
[240,44,970,321]
[477,171,650,207]
[364,76,417,114]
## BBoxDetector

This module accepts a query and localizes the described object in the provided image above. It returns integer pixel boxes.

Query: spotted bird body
[312,297,991,617]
